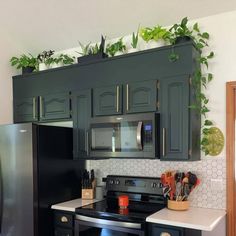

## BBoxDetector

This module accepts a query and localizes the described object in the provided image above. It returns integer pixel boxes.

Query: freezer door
[0,123,34,236]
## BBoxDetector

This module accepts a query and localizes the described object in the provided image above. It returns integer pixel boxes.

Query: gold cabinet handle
[32,97,36,120]
[160,232,171,236]
[60,216,68,223]
[116,85,119,113]
[126,84,129,111]
[162,128,166,157]
[39,96,43,118]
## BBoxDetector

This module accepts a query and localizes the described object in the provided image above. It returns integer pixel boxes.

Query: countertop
[51,199,226,231]
[51,198,102,212]
[146,207,226,231]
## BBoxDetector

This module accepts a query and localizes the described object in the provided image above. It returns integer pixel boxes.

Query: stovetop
[75,199,165,223]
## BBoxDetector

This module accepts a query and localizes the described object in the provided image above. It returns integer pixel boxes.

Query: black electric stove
[75,176,166,236]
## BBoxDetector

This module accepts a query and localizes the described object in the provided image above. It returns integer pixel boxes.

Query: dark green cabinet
[125,80,158,114]
[72,89,91,159]
[54,211,74,236]
[14,92,71,123]
[93,85,122,116]
[160,75,200,161]
[14,97,38,122]
[150,224,201,236]
[93,80,158,117]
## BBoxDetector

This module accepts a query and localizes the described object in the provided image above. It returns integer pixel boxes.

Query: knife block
[81,180,96,200]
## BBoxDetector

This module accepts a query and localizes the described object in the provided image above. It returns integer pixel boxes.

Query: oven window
[78,225,139,236]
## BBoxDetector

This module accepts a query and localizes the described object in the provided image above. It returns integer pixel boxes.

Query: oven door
[75,215,145,236]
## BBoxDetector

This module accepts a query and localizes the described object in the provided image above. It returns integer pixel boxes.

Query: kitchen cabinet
[54,210,74,236]
[93,85,122,116]
[150,224,201,236]
[72,89,91,159]
[125,80,158,114]
[160,75,200,161]
[93,80,158,116]
[14,92,71,123]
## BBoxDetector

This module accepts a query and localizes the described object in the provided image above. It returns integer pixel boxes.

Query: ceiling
[1,0,236,54]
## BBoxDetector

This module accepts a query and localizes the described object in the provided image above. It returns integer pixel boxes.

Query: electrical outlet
[211,178,223,192]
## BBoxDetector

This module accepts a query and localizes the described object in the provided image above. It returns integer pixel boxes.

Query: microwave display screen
[144,124,152,131]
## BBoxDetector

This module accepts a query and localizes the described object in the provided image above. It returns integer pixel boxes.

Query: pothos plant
[169,17,216,155]
[106,38,126,57]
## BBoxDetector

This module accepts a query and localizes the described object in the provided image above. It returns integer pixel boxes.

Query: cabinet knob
[160,232,171,236]
[60,216,68,223]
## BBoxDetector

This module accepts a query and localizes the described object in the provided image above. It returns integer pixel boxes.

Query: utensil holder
[82,189,94,200]
[167,200,189,211]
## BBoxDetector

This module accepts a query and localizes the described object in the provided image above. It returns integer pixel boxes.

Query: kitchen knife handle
[162,128,166,157]
[137,121,143,150]
[126,84,129,111]
[32,97,36,120]
[116,85,120,113]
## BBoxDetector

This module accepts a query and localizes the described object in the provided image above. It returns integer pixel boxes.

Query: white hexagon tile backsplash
[89,157,226,210]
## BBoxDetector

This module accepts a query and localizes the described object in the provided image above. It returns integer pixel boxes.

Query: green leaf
[193,23,200,32]
[180,17,188,27]
[204,120,213,126]
[208,73,213,82]
[207,51,214,59]
[201,32,210,39]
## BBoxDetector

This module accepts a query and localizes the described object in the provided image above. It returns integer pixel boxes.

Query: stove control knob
[115,180,120,185]
[151,182,157,188]
[109,180,114,185]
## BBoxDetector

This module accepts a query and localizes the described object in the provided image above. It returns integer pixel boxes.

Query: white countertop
[146,207,226,231]
[51,198,102,212]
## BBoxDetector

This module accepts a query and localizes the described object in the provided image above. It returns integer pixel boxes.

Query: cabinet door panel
[40,92,71,121]
[93,85,122,116]
[126,80,157,113]
[14,97,38,123]
[160,75,189,160]
[72,90,91,159]
[152,225,183,236]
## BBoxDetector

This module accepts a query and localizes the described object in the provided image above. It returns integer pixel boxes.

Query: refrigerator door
[0,123,34,236]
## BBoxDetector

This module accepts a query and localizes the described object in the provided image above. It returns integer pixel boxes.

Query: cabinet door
[72,90,91,159]
[93,85,122,116]
[39,92,71,121]
[160,75,189,160]
[14,97,38,123]
[125,80,158,113]
[152,225,183,236]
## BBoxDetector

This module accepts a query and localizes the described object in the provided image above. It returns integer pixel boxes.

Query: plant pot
[144,40,166,50]
[22,66,35,74]
[77,52,108,64]
[175,36,192,44]
[39,63,49,71]
[114,51,125,56]
[49,62,64,69]
[127,48,139,54]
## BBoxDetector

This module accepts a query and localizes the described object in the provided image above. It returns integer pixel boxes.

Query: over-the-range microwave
[88,113,160,159]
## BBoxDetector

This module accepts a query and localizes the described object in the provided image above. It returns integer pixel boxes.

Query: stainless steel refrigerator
[0,123,84,236]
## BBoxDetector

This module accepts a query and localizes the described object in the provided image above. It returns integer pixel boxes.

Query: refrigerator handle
[0,161,3,233]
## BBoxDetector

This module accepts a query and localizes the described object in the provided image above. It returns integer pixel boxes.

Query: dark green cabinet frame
[12,42,200,161]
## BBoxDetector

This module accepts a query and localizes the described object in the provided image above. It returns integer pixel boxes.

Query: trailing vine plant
[169,17,215,155]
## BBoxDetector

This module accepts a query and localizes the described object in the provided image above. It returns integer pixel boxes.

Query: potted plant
[50,54,75,68]
[128,29,139,53]
[106,38,126,57]
[37,50,55,71]
[139,25,171,49]
[10,54,38,74]
[77,36,108,63]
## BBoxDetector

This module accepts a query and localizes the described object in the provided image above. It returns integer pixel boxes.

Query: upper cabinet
[93,80,158,116]
[12,43,200,161]
[14,92,71,123]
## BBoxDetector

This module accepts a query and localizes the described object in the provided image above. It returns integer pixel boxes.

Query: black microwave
[88,113,160,159]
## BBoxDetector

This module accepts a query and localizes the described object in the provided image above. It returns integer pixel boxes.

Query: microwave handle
[137,121,143,150]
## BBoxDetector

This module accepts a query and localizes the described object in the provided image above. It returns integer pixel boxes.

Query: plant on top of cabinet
[37,50,55,71]
[128,28,139,53]
[10,54,38,74]
[169,17,221,156]
[77,35,108,63]
[139,25,171,49]
[106,38,126,57]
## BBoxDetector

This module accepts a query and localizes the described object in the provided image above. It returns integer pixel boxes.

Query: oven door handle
[75,215,142,229]
[137,121,143,151]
